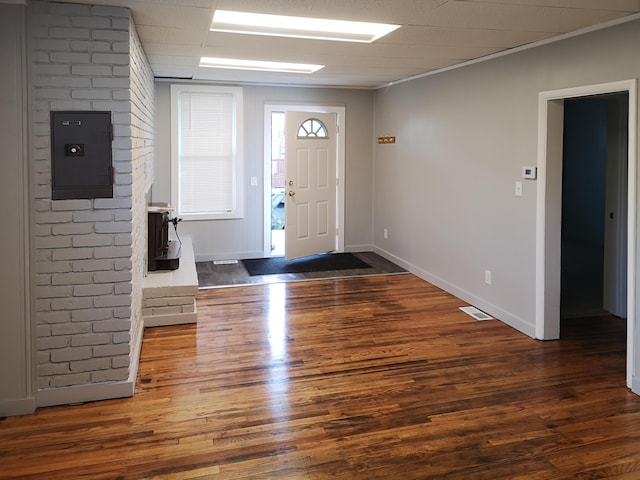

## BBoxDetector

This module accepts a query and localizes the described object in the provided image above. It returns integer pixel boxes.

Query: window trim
[170,84,244,220]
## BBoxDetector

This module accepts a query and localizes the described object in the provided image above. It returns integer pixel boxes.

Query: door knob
[288,190,296,197]
[288,180,294,186]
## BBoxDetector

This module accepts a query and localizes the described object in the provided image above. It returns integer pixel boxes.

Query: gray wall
[372,19,640,336]
[154,82,375,261]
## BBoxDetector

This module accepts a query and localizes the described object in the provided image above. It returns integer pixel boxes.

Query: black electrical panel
[50,111,113,200]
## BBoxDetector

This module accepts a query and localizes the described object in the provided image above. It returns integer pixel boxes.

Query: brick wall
[30,1,153,399]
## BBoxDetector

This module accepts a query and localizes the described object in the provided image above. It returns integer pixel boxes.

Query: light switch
[515,181,523,197]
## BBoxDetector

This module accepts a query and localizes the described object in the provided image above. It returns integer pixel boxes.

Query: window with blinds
[170,85,244,219]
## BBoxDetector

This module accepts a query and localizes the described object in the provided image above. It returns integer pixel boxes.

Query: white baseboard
[37,378,135,408]
[144,310,197,327]
[373,246,536,338]
[0,396,36,417]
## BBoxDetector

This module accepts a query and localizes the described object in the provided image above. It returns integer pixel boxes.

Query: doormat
[241,253,372,276]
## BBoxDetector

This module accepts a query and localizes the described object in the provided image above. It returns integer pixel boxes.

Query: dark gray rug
[241,253,371,276]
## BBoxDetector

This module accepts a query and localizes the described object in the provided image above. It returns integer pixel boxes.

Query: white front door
[284,111,337,260]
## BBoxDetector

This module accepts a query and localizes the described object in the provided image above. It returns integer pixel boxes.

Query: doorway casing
[536,79,638,390]
[263,104,346,257]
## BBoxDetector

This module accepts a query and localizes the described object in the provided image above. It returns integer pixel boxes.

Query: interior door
[284,111,337,260]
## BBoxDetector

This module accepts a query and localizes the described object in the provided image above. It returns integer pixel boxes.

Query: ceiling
[62,0,640,89]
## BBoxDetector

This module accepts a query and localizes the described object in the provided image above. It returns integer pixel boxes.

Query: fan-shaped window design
[297,118,328,139]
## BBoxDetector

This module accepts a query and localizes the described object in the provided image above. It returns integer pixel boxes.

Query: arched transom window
[297,118,328,139]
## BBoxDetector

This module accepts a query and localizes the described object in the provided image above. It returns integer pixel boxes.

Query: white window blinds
[171,85,244,219]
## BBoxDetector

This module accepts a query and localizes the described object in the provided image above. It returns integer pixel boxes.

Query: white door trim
[535,79,637,390]
[263,104,345,257]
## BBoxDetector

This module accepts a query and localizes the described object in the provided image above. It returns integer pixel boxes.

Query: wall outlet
[383,228,388,239]
[485,270,492,285]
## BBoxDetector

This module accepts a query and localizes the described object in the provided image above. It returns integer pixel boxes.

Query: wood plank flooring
[1,274,639,479]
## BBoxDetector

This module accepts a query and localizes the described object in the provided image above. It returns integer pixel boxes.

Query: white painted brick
[92,30,129,42]
[92,52,129,65]
[71,64,112,76]
[73,283,113,298]
[113,307,131,319]
[37,324,52,337]
[33,38,70,51]
[94,221,132,234]
[37,336,70,350]
[113,332,131,344]
[93,270,131,283]
[152,306,182,316]
[71,357,111,373]
[36,211,73,224]
[91,5,129,18]
[71,333,111,347]
[73,210,113,222]
[72,234,113,248]
[38,352,50,365]
[37,261,71,274]
[71,308,112,322]
[35,88,70,101]
[115,282,132,295]
[72,89,112,100]
[50,297,94,311]
[183,302,195,314]
[93,343,130,357]
[50,199,92,211]
[34,225,52,237]
[52,223,93,235]
[94,198,132,209]
[50,27,90,39]
[93,77,129,88]
[50,373,91,388]
[70,40,111,52]
[48,49,91,61]
[112,355,130,369]
[92,319,130,333]
[114,185,133,197]
[113,43,129,54]
[142,308,152,316]
[52,247,94,261]
[31,13,71,27]
[91,368,128,383]
[51,272,94,286]
[94,294,130,308]
[39,363,71,376]
[72,259,114,272]
[37,286,73,299]
[114,259,132,271]
[51,322,92,336]
[50,100,91,110]
[94,246,131,259]
[34,64,70,76]
[114,234,132,246]
[111,18,131,29]
[38,236,73,249]
[39,378,52,389]
[35,299,51,312]
[48,2,91,15]
[71,16,111,29]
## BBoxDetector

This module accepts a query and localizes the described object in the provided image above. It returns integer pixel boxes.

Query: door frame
[263,103,345,257]
[535,79,637,390]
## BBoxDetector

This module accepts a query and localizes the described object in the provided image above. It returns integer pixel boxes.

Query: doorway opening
[263,104,346,258]
[561,94,628,320]
[536,80,637,391]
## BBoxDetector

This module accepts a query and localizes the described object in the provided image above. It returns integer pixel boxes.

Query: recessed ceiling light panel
[199,57,324,74]
[211,10,400,43]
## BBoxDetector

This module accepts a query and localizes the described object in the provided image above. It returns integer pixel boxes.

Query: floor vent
[459,306,493,321]
[213,259,239,265]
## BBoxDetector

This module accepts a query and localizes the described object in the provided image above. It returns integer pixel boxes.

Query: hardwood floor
[1,274,638,479]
